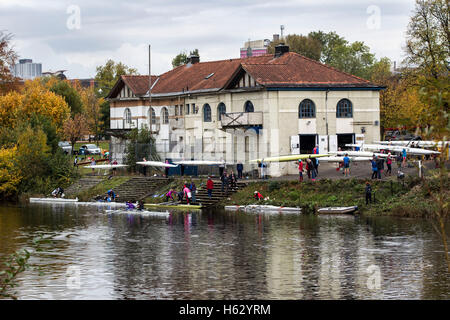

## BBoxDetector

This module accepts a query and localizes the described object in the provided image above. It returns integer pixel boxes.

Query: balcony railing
[220,112,263,128]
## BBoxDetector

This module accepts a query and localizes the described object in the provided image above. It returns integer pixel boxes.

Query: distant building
[12,59,42,80]
[240,39,271,58]
[42,70,67,80]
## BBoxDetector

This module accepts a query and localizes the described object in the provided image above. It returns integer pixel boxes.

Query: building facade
[107,46,383,176]
[12,59,42,80]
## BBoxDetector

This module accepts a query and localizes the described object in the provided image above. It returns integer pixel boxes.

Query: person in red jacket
[298,160,304,182]
[254,191,263,201]
[206,176,214,198]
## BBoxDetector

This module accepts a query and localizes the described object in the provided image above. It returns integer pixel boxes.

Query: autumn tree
[0,146,21,200]
[49,80,84,116]
[0,31,18,94]
[64,114,89,154]
[81,87,104,145]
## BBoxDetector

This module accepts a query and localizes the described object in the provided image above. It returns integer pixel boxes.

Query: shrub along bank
[221,175,447,218]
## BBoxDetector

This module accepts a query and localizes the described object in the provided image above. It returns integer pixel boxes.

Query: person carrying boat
[386,153,392,176]
[298,160,304,182]
[376,156,385,179]
[313,145,319,173]
[343,153,350,177]
[164,159,170,177]
[254,191,263,201]
[165,189,175,202]
[402,148,407,168]
[371,157,378,179]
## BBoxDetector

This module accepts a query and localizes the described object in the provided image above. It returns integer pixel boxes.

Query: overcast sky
[0,0,416,79]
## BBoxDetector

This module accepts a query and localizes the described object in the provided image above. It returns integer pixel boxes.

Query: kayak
[317,206,358,214]
[30,197,78,203]
[225,205,302,213]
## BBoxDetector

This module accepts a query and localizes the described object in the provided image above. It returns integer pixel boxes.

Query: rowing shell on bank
[83,164,129,169]
[105,209,170,217]
[225,205,302,213]
[30,197,79,203]
[319,156,373,162]
[172,160,230,166]
[250,154,330,163]
[136,161,178,168]
[317,206,358,214]
[144,203,202,210]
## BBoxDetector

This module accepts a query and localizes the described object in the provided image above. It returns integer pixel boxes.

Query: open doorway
[337,133,355,150]
[299,134,317,154]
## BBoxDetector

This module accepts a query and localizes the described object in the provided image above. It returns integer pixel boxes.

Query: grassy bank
[221,175,448,218]
[74,176,131,201]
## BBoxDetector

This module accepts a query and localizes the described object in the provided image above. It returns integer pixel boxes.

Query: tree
[405,0,449,79]
[125,126,159,173]
[49,80,84,116]
[0,31,18,94]
[63,114,89,154]
[81,87,104,145]
[172,49,199,68]
[95,60,138,135]
[268,34,322,61]
[0,146,21,200]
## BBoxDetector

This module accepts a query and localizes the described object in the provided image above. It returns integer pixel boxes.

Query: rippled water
[0,204,449,300]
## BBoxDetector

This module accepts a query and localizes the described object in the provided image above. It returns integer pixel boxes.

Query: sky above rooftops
[0,0,415,79]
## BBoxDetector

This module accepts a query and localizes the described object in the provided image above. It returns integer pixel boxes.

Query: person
[386,153,392,176]
[229,172,237,190]
[180,164,185,176]
[137,200,144,211]
[219,159,225,178]
[371,157,378,179]
[165,159,170,177]
[207,176,214,199]
[165,189,175,202]
[365,181,372,205]
[107,189,116,201]
[376,156,384,179]
[236,162,243,179]
[183,184,192,205]
[402,148,407,168]
[306,158,312,179]
[254,191,263,201]
[73,156,78,167]
[189,180,197,204]
[221,171,228,193]
[142,157,147,176]
[112,160,118,176]
[298,160,304,182]
[51,187,64,198]
[343,153,350,177]
[309,157,317,181]
[257,161,262,179]
[313,145,319,173]
[177,188,184,202]
[126,201,136,210]
[91,158,96,174]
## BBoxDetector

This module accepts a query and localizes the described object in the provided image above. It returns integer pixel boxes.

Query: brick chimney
[186,54,200,64]
[274,43,289,58]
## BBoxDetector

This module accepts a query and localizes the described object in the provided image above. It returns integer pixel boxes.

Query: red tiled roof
[107,52,380,99]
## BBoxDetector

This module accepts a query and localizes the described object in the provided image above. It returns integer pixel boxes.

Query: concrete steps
[65,177,104,196]
[113,177,169,202]
[181,180,248,207]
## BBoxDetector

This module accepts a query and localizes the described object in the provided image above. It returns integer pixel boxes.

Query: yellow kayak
[250,154,330,163]
[144,203,202,210]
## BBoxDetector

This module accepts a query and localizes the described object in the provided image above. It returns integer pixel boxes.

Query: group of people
[370,153,393,179]
[165,180,197,205]
[220,170,237,194]
[298,157,319,182]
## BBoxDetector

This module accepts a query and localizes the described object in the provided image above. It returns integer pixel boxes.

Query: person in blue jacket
[343,153,350,177]
[371,157,378,179]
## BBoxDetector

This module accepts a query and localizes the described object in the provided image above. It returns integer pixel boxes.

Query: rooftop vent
[186,54,200,65]
[274,43,289,58]
[205,72,214,79]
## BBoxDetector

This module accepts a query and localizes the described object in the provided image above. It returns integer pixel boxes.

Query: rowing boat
[30,197,79,203]
[250,154,329,163]
[105,209,170,217]
[136,161,178,168]
[144,203,202,210]
[225,205,302,213]
[317,206,358,214]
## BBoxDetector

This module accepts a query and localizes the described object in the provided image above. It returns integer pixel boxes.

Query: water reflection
[0,204,449,299]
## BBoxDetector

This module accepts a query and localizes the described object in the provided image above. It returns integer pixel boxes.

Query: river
[0,204,449,300]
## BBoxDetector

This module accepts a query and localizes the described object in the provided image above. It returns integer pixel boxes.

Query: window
[336,99,353,118]
[192,103,197,114]
[186,104,190,115]
[179,105,183,116]
[298,99,316,118]
[148,108,156,125]
[161,107,169,124]
[175,105,178,116]
[124,108,132,124]
[203,103,211,122]
[244,100,254,112]
[217,103,226,121]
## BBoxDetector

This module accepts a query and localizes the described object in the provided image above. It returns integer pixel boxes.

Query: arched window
[244,100,254,112]
[336,99,353,118]
[298,99,316,118]
[217,103,226,121]
[148,108,156,125]
[161,107,169,124]
[203,104,211,122]
[124,108,132,124]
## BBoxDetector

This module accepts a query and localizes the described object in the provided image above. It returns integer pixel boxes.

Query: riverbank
[220,172,449,218]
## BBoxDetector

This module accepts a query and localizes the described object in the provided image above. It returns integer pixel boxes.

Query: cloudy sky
[0,0,416,79]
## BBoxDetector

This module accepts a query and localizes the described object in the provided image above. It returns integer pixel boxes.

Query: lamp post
[325,88,330,152]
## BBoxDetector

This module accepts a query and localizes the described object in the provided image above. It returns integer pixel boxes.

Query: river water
[0,204,449,300]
